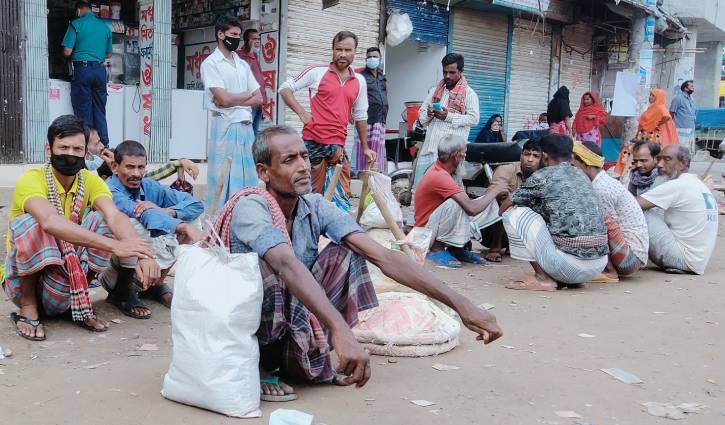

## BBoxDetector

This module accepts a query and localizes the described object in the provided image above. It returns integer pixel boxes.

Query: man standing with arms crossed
[62,1,113,147]
[279,31,375,212]
[669,80,696,153]
[237,28,267,135]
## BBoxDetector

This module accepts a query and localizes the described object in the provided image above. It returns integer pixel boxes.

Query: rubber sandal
[76,315,109,333]
[107,287,151,320]
[505,279,556,292]
[588,273,620,283]
[426,250,462,268]
[260,376,298,402]
[10,312,46,341]
[664,268,688,275]
[484,251,503,263]
[140,284,173,308]
[453,250,488,265]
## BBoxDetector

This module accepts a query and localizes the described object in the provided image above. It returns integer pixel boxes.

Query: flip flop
[453,250,488,265]
[664,268,688,275]
[484,251,503,263]
[10,312,46,341]
[505,279,556,292]
[426,250,462,268]
[588,273,620,284]
[76,315,109,333]
[107,287,151,320]
[140,284,173,308]
[260,376,298,402]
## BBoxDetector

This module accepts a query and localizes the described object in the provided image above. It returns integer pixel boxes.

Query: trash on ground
[0,347,13,360]
[138,344,159,351]
[269,409,314,425]
[478,303,495,310]
[555,410,582,418]
[642,402,706,419]
[111,318,123,324]
[578,333,596,338]
[411,400,436,407]
[432,363,460,371]
[502,345,515,350]
[601,368,643,384]
[84,361,110,369]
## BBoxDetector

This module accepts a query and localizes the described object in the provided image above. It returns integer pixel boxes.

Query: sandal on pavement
[140,283,173,308]
[588,273,620,284]
[426,250,462,268]
[484,251,503,263]
[11,312,46,341]
[260,376,298,402]
[505,278,556,292]
[107,286,151,320]
[664,268,688,275]
[453,250,488,265]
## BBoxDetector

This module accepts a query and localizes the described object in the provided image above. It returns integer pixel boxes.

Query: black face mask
[51,154,86,177]
[223,36,241,52]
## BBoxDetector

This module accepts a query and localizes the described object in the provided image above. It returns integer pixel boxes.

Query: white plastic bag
[360,172,403,230]
[269,409,314,425]
[161,244,263,418]
[386,12,413,47]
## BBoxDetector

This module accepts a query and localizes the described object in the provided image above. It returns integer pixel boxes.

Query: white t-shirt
[200,48,261,124]
[642,173,718,274]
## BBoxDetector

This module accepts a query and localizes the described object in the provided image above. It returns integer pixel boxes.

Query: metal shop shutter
[386,0,449,45]
[451,8,510,142]
[507,18,552,134]
[558,23,593,117]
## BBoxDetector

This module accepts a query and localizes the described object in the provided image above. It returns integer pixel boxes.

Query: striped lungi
[604,214,643,275]
[503,207,607,284]
[352,122,386,173]
[3,212,112,316]
[257,243,377,384]
[426,198,501,248]
[206,117,259,216]
[645,209,689,272]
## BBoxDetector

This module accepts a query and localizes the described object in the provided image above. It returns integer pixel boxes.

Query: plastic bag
[360,172,403,230]
[269,409,314,425]
[386,12,413,47]
[161,243,263,418]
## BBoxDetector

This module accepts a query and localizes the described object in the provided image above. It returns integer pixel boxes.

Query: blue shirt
[61,12,113,62]
[669,90,696,129]
[107,175,204,237]
[230,193,362,268]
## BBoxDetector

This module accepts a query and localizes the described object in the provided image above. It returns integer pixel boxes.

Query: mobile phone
[432,102,442,111]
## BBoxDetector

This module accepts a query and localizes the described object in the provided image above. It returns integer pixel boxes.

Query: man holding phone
[413,53,480,189]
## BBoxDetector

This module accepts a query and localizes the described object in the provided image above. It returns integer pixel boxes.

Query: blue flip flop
[453,250,488,265]
[427,250,462,268]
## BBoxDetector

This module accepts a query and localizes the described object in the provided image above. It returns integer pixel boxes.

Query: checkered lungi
[306,141,352,212]
[604,214,644,276]
[502,207,607,284]
[257,243,377,384]
[3,212,112,316]
[352,122,386,173]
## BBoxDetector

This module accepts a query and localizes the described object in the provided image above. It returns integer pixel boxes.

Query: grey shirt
[669,90,696,129]
[230,193,362,268]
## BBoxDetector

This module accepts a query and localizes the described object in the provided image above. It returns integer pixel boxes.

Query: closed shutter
[451,9,510,142]
[559,23,593,117]
[508,18,551,133]
[386,0,449,45]
[150,0,173,162]
[285,0,380,150]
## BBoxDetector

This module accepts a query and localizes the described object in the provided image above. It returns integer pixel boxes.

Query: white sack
[386,12,413,47]
[360,172,403,230]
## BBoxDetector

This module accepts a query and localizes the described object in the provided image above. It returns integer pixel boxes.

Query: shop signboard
[259,31,279,123]
[184,42,215,90]
[491,0,572,22]
[139,0,154,148]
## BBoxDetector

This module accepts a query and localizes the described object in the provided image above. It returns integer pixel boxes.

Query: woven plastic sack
[360,172,403,230]
[353,292,460,357]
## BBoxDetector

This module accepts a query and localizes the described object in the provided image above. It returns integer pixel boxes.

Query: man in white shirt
[413,53,480,189]
[571,141,649,282]
[637,145,718,275]
[201,18,263,214]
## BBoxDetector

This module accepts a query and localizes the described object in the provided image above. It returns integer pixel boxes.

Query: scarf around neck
[433,75,468,115]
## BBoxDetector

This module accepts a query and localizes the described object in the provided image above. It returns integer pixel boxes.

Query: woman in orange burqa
[573,91,609,145]
[614,88,679,175]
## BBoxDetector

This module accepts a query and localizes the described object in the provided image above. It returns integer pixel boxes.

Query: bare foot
[484,249,502,262]
[506,274,556,292]
[14,304,45,340]
[83,316,109,331]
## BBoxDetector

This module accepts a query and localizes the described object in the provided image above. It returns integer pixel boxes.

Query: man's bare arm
[279,88,312,124]
[209,87,256,108]
[344,233,503,344]
[637,196,657,210]
[450,185,506,217]
[63,48,73,58]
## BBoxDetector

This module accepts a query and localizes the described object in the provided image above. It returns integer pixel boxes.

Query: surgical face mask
[85,154,104,171]
[223,36,241,52]
[253,46,261,56]
[366,57,380,69]
[51,154,86,177]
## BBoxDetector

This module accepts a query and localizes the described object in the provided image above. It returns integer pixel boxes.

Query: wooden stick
[701,158,716,180]
[324,164,343,201]
[209,157,232,217]
[356,170,371,224]
[370,189,414,259]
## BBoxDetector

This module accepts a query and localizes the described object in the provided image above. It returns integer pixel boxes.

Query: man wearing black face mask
[1,115,157,341]
[200,17,263,214]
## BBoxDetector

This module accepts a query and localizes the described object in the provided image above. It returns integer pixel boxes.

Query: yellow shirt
[1,167,112,280]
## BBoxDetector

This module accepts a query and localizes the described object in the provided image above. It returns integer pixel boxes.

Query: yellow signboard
[721,80,725,97]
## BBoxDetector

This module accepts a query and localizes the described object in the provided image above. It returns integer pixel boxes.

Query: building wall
[694,41,723,108]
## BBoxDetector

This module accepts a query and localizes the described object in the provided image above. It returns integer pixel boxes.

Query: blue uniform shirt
[62,12,113,62]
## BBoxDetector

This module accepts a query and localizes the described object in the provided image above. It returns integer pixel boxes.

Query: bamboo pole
[370,189,414,259]
[356,170,371,224]
[324,164,343,201]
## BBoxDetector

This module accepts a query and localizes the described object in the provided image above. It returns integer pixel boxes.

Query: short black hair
[522,138,542,152]
[243,28,259,43]
[366,46,380,55]
[633,140,661,158]
[75,1,90,10]
[581,140,602,157]
[681,80,693,91]
[540,134,573,161]
[441,53,464,72]
[47,114,89,147]
[215,17,242,41]
[114,140,147,164]
[253,126,299,165]
[332,31,358,49]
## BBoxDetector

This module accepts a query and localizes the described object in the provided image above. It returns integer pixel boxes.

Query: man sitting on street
[499,134,608,291]
[572,141,648,282]
[214,126,503,401]
[2,115,155,341]
[483,138,543,262]
[414,134,506,268]
[100,141,204,319]
[628,140,661,196]
[637,145,718,275]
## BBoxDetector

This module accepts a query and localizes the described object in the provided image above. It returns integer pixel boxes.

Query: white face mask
[366,57,380,69]
[85,154,105,171]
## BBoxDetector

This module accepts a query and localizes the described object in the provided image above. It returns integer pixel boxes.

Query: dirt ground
[0,208,723,425]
